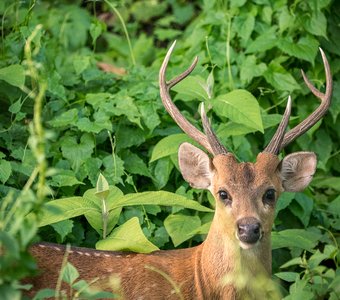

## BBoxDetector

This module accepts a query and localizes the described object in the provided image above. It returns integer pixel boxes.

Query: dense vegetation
[0,0,339,299]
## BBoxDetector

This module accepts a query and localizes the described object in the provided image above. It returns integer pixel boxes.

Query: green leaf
[84,186,123,234]
[150,133,195,162]
[264,61,300,92]
[233,15,255,43]
[289,194,314,227]
[164,214,201,246]
[0,64,25,88]
[172,75,210,101]
[90,20,103,45]
[121,151,151,178]
[61,133,95,171]
[96,217,159,253]
[312,177,340,191]
[73,55,90,75]
[246,27,277,54]
[0,159,12,184]
[49,171,84,187]
[51,220,74,242]
[62,262,79,285]
[275,272,299,282]
[275,192,295,217]
[272,229,322,251]
[213,89,264,132]
[36,197,97,227]
[153,157,173,189]
[240,55,267,85]
[111,191,213,212]
[49,109,78,128]
[278,36,319,64]
[302,10,327,38]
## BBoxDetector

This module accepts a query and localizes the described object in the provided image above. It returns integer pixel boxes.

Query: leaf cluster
[0,0,339,299]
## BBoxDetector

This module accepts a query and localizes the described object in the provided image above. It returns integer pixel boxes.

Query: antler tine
[279,48,332,150]
[264,96,292,155]
[200,104,228,155]
[159,41,215,154]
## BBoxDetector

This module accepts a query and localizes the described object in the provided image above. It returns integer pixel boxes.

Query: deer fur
[25,147,317,299]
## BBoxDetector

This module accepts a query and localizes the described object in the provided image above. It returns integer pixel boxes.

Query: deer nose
[237,217,262,244]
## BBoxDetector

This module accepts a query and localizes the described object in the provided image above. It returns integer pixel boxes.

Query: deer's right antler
[265,48,332,155]
[159,41,228,156]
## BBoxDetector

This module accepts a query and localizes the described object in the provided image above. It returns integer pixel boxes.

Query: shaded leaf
[96,217,159,253]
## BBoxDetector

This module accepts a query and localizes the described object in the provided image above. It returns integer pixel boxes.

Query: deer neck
[196,216,272,297]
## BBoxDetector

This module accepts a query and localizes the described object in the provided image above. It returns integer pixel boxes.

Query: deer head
[159,41,332,253]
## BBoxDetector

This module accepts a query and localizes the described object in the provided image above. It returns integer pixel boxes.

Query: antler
[159,41,228,155]
[265,48,332,154]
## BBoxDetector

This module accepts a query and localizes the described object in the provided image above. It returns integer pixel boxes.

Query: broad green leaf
[36,197,97,227]
[84,207,122,235]
[154,28,181,41]
[62,262,79,285]
[49,172,84,187]
[172,75,210,101]
[121,151,151,178]
[150,133,195,162]
[240,55,267,85]
[83,186,124,210]
[0,64,25,88]
[73,55,90,75]
[112,191,213,212]
[96,217,159,253]
[280,257,303,269]
[275,272,299,282]
[51,220,74,242]
[217,122,256,137]
[75,117,112,133]
[213,89,264,132]
[327,196,340,215]
[289,194,314,227]
[153,157,173,189]
[275,192,295,217]
[302,11,327,38]
[278,6,294,33]
[264,61,300,92]
[0,159,12,184]
[278,36,319,64]
[83,186,124,234]
[312,177,340,191]
[164,214,201,246]
[61,133,95,171]
[246,27,277,54]
[272,229,322,251]
[49,109,78,128]
[233,14,255,43]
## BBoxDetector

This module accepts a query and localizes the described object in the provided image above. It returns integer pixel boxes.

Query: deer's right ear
[178,142,214,189]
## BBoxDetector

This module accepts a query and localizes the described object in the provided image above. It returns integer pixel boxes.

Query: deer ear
[178,142,214,189]
[279,152,317,192]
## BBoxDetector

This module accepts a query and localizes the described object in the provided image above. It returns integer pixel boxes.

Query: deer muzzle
[236,217,262,245]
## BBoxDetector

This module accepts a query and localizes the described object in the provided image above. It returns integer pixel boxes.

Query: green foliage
[0,0,339,298]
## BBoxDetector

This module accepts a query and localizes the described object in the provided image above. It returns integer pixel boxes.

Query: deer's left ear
[279,152,317,192]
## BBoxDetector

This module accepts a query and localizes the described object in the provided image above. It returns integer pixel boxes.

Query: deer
[25,41,332,299]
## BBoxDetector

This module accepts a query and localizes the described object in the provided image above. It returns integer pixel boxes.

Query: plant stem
[104,0,136,66]
[226,15,234,90]
[102,197,108,239]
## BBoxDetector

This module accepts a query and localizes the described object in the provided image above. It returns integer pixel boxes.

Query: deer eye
[218,190,232,205]
[263,189,276,205]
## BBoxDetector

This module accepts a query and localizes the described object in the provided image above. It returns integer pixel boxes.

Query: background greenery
[0,0,339,299]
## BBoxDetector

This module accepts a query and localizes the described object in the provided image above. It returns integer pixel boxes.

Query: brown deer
[26,41,332,299]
